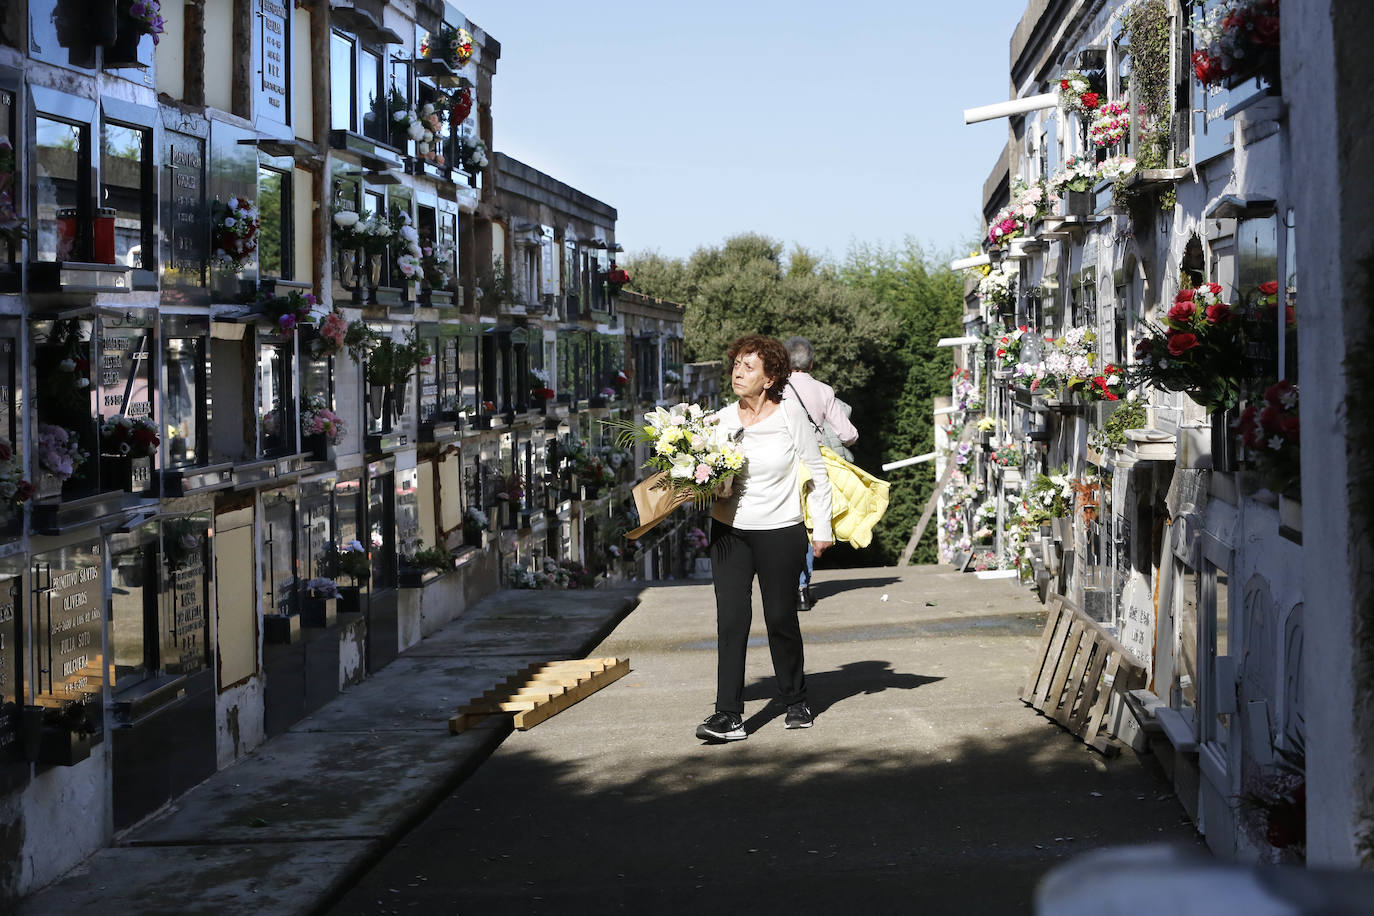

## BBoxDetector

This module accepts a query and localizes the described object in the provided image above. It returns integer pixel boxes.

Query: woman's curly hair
[726,335,790,403]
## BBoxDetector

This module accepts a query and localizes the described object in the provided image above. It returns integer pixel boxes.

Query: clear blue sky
[456,1,1028,265]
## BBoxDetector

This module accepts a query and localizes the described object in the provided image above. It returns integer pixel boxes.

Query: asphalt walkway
[324,566,1200,915]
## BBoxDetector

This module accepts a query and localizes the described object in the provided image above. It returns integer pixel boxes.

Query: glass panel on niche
[368,472,394,587]
[330,32,354,131]
[101,123,149,269]
[257,166,288,279]
[29,0,98,70]
[395,468,420,559]
[0,90,17,269]
[164,337,205,467]
[164,131,207,292]
[300,488,333,582]
[31,542,103,706]
[262,497,297,614]
[161,515,210,676]
[257,342,291,457]
[0,572,19,761]
[110,536,154,692]
[360,49,384,143]
[34,117,86,262]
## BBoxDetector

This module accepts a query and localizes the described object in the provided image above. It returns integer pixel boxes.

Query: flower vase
[367,384,388,420]
[391,380,409,420]
[36,472,65,502]
[366,254,383,304]
[104,14,147,69]
[303,433,328,462]
[338,248,358,289]
[1064,189,1092,217]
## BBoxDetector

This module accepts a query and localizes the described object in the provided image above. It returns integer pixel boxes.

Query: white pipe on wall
[962,93,1059,124]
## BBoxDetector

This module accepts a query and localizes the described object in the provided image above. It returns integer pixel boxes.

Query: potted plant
[98,415,159,494]
[301,577,340,627]
[398,541,456,587]
[106,0,165,68]
[1130,283,1246,413]
[1048,155,1098,217]
[462,505,489,548]
[366,331,430,423]
[300,395,346,460]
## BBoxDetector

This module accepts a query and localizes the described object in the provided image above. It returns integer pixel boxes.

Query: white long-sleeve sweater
[710,398,833,542]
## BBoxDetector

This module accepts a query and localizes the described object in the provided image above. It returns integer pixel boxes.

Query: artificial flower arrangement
[258,288,320,335]
[1131,282,1246,411]
[1083,362,1128,401]
[950,368,982,411]
[119,0,166,43]
[1024,469,1076,520]
[392,211,424,284]
[0,440,34,510]
[449,87,474,126]
[986,178,1057,246]
[1098,155,1138,181]
[211,196,259,272]
[1039,326,1098,395]
[989,443,1024,469]
[604,263,631,289]
[37,423,89,481]
[331,205,362,249]
[421,24,474,69]
[421,238,454,291]
[382,88,428,149]
[509,556,594,591]
[458,133,488,171]
[977,263,1017,306]
[605,402,745,506]
[0,138,27,249]
[1089,99,1132,148]
[463,505,490,535]
[301,395,346,445]
[365,330,431,388]
[664,368,682,385]
[1234,379,1299,492]
[1048,155,1100,197]
[1191,0,1281,87]
[530,367,556,401]
[686,526,709,556]
[99,415,160,458]
[994,325,1031,367]
[311,309,349,359]
[1056,69,1102,117]
[320,540,370,582]
[416,101,447,163]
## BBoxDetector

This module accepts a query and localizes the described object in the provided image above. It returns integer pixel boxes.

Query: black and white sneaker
[784,702,814,729]
[695,711,746,742]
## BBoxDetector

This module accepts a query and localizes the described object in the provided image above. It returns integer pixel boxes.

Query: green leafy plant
[1090,398,1148,451]
[403,540,455,573]
[365,330,430,387]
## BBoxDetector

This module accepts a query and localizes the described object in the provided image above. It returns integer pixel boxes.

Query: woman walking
[696,335,833,742]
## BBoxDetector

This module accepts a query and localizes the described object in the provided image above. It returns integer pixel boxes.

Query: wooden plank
[1028,605,1073,709]
[513,657,631,730]
[1051,632,1097,726]
[1081,652,1124,744]
[1032,615,1079,712]
[449,657,631,735]
[1041,621,1087,718]
[1021,597,1068,701]
[1067,638,1112,735]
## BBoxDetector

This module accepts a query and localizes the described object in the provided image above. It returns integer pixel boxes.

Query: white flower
[227,197,239,209]
[59,358,75,372]
[407,122,426,142]
[224,217,236,229]
[334,211,359,228]
[76,378,89,388]
[392,110,407,122]
[1267,435,1284,451]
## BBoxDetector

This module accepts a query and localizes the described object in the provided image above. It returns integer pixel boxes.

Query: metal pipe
[963,93,1058,124]
[882,452,937,472]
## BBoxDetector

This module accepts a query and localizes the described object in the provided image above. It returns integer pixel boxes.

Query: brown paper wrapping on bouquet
[625,471,693,540]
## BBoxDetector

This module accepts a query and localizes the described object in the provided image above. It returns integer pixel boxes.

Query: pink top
[783,371,858,445]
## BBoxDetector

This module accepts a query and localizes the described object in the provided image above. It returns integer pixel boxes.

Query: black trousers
[709,521,809,714]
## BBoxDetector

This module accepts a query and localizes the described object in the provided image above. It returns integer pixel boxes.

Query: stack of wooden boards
[1021,596,1147,755]
[449,657,630,734]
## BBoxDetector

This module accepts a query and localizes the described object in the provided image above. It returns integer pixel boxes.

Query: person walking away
[781,335,857,610]
[696,335,833,742]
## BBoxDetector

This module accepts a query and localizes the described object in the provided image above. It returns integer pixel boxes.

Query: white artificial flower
[59,359,75,372]
[224,217,236,228]
[1268,436,1284,450]
[333,211,359,228]
[392,110,407,122]
[227,197,239,209]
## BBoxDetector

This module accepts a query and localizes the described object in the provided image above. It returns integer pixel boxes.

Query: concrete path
[18,586,643,916]
[327,567,1201,915]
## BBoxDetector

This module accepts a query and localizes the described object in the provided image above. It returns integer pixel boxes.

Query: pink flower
[693,463,712,484]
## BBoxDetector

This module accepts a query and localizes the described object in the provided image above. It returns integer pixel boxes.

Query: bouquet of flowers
[416,102,447,162]
[100,415,160,458]
[1192,0,1281,87]
[605,263,631,291]
[1041,326,1097,394]
[1048,155,1099,195]
[0,138,27,249]
[1056,69,1102,116]
[421,24,474,69]
[392,211,424,283]
[1098,155,1138,181]
[320,540,370,582]
[258,288,320,335]
[449,87,474,126]
[951,368,982,411]
[119,0,166,43]
[312,309,349,359]
[686,526,709,556]
[1089,99,1131,148]
[990,443,1023,468]
[0,440,33,509]
[994,325,1030,367]
[1025,470,1075,519]
[978,263,1017,306]
[211,196,259,272]
[463,505,490,536]
[605,403,745,506]
[37,424,88,480]
[459,134,488,171]
[1234,379,1299,492]
[1131,283,1245,411]
[1083,362,1128,401]
[421,239,454,291]
[301,395,345,445]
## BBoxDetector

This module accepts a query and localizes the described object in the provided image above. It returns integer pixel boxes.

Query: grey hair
[783,336,814,371]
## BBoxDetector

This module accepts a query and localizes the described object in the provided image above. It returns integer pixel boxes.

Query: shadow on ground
[808,576,903,601]
[740,660,943,731]
[326,726,1198,915]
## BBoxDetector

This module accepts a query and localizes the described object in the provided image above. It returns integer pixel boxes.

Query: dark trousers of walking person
[710,521,810,714]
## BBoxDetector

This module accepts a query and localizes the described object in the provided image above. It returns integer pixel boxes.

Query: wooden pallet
[448,657,630,735]
[1020,596,1146,755]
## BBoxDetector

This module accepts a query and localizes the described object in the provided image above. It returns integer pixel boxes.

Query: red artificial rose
[1060,79,1070,90]
[1207,282,1223,295]
[1105,392,1119,401]
[1285,305,1296,327]
[1081,92,1100,110]
[1175,288,1196,302]
[13,480,33,502]
[1259,405,1283,434]
[1281,414,1300,439]
[1258,280,1279,296]
[1254,15,1280,46]
[1166,332,1199,356]
[1236,406,1261,448]
[1264,379,1295,405]
[996,348,1007,358]
[133,427,160,446]
[1134,338,1155,359]
[0,441,10,462]
[1168,301,1196,322]
[1018,325,1028,333]
[75,358,90,373]
[1206,303,1232,323]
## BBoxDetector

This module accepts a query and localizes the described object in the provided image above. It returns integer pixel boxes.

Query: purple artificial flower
[279,314,296,331]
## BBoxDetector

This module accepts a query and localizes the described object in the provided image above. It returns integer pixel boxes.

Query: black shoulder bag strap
[787,381,824,437]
